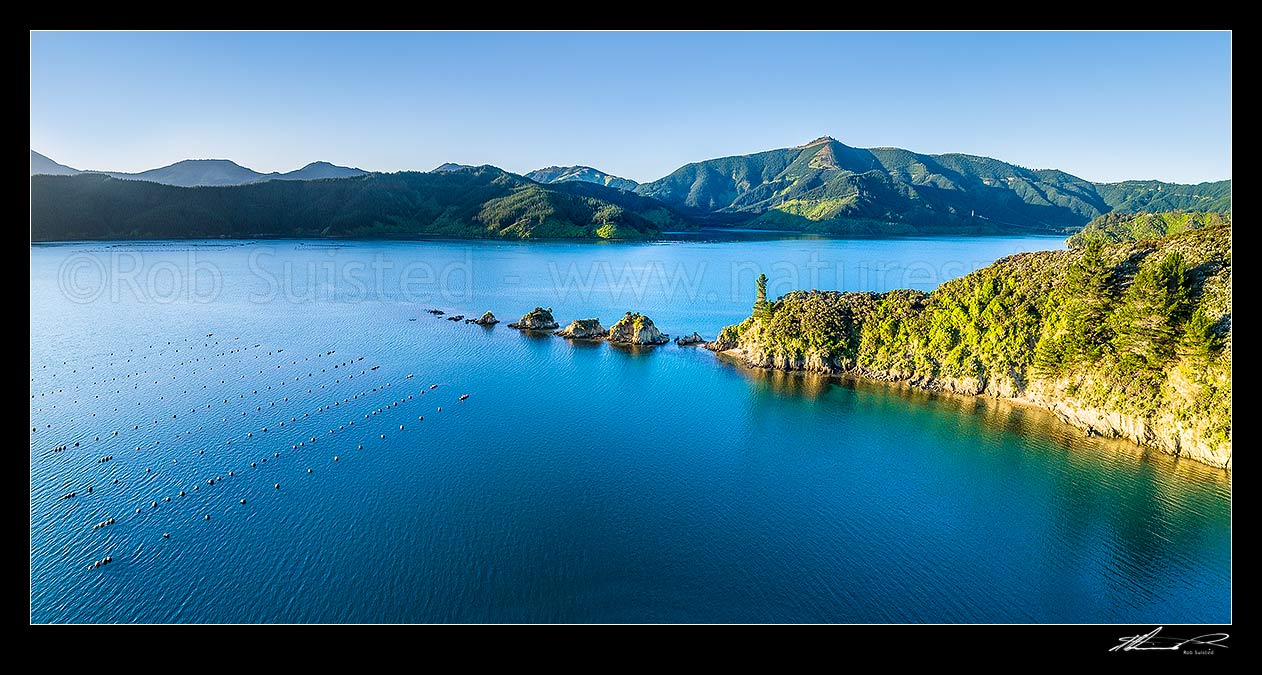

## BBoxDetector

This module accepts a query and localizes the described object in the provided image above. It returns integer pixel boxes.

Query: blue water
[29,236,1231,623]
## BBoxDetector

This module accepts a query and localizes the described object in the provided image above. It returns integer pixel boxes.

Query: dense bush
[719,224,1232,446]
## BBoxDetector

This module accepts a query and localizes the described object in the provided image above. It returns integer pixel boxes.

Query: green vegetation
[1031,239,1117,375]
[508,307,559,329]
[1067,211,1230,248]
[31,140,1232,241]
[753,273,770,322]
[30,168,688,241]
[526,165,639,192]
[1109,251,1192,372]
[635,137,1232,235]
[611,312,652,335]
[714,224,1232,464]
[607,312,667,344]
[1094,180,1232,215]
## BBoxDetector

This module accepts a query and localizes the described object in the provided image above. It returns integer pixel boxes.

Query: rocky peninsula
[708,225,1232,469]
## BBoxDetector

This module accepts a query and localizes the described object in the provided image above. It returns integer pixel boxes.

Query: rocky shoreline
[706,342,1231,470]
[700,227,1232,471]
[431,306,699,347]
[424,277,1230,472]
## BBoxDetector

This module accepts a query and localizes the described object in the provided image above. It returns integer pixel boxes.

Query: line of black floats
[79,379,472,572]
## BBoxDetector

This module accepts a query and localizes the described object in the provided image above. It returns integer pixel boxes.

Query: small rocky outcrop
[607,312,668,345]
[507,307,559,330]
[446,315,465,321]
[467,311,499,326]
[427,308,444,315]
[675,332,704,346]
[554,318,607,339]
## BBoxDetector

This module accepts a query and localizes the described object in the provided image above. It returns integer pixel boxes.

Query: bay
[29,235,1230,623]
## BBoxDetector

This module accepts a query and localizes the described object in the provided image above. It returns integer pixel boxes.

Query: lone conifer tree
[753,273,770,322]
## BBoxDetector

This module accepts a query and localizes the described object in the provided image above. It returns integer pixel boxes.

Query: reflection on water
[719,359,835,399]
[716,353,1229,489]
[720,357,1229,622]
[606,342,668,358]
[558,337,605,350]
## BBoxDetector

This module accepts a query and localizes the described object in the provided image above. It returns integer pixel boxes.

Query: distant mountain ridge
[633,136,1231,234]
[31,166,688,241]
[30,139,1230,238]
[527,165,638,191]
[90,159,268,187]
[30,152,367,187]
[269,161,367,182]
[432,163,476,173]
[30,150,79,176]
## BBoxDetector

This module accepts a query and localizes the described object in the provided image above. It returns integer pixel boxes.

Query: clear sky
[30,31,1231,184]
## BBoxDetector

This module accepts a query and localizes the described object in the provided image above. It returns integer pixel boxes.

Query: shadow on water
[724,361,834,399]
[709,347,1229,621]
[606,342,668,358]
[560,338,605,351]
[711,351,1230,489]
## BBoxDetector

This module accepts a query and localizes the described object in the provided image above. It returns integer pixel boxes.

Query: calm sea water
[29,236,1231,623]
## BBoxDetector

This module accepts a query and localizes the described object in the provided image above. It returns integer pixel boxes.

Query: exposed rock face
[507,307,559,330]
[469,311,499,325]
[1017,380,1232,469]
[710,344,836,374]
[554,318,607,339]
[711,338,1232,469]
[716,338,1226,469]
[607,312,668,345]
[675,332,704,346]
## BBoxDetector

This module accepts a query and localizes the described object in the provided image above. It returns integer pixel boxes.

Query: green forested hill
[635,137,1231,234]
[30,167,686,241]
[30,139,1232,240]
[1094,180,1232,214]
[1067,211,1230,248]
[526,165,639,191]
[712,224,1232,467]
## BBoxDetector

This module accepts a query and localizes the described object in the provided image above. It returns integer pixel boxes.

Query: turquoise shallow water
[29,236,1230,623]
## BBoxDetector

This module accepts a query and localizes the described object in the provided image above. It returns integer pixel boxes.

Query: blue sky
[30,31,1231,184]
